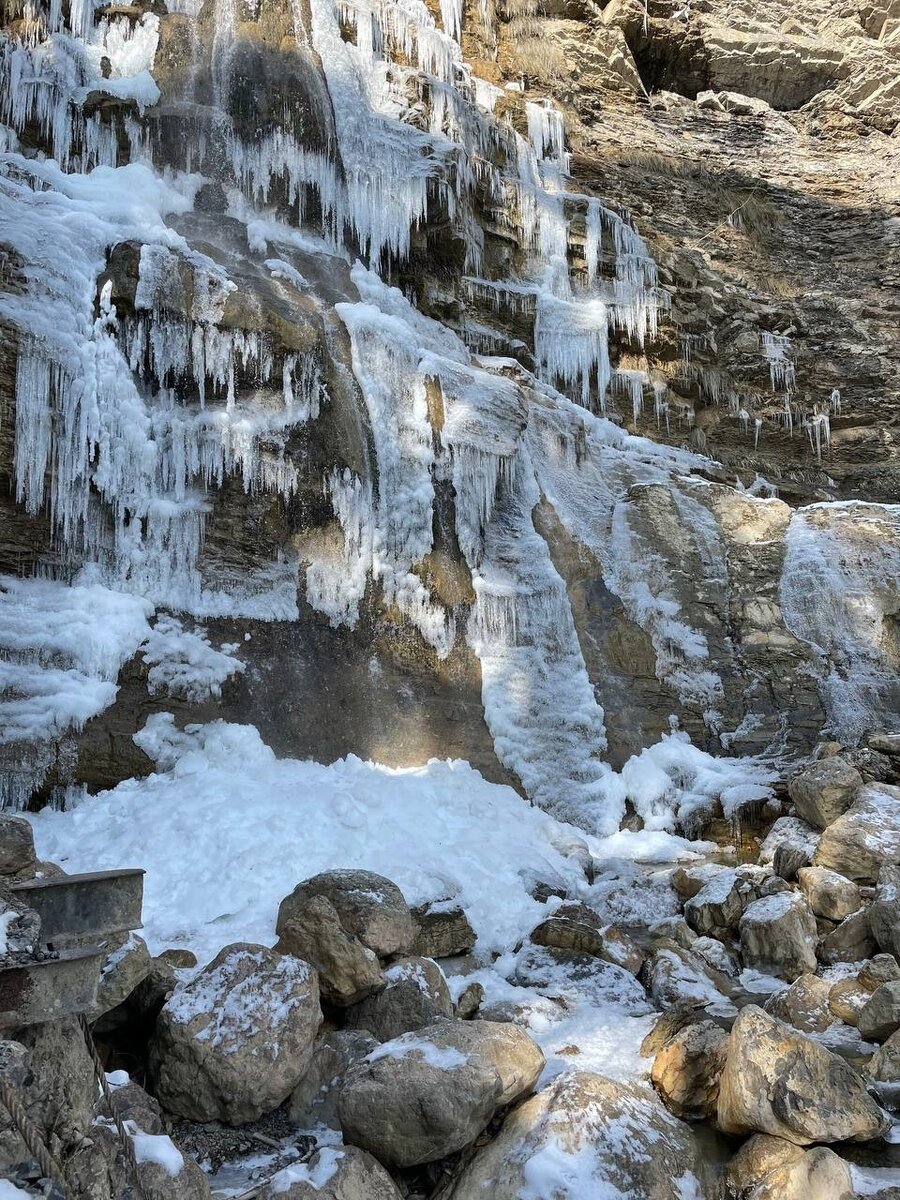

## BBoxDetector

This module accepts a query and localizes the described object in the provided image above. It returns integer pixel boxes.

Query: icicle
[754,417,762,448]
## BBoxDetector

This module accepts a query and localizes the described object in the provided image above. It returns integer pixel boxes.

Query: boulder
[338,1020,543,1167]
[692,936,740,977]
[739,893,818,981]
[869,864,900,958]
[858,981,900,1042]
[764,974,833,1033]
[92,933,152,1019]
[870,1028,900,1083]
[869,733,900,758]
[0,815,36,877]
[829,977,870,1026]
[649,916,697,950]
[529,903,642,973]
[149,943,321,1124]
[814,784,900,882]
[717,1005,889,1144]
[722,1133,853,1200]
[261,1145,402,1199]
[788,759,862,829]
[644,947,733,1010]
[684,869,756,938]
[447,1072,715,1200]
[274,894,385,1006]
[411,900,476,959]
[650,1019,728,1121]
[344,956,452,1040]
[860,954,900,990]
[640,1005,712,1058]
[759,817,820,869]
[818,909,875,965]
[289,1030,377,1128]
[276,871,417,959]
[797,866,861,922]
[455,980,484,1019]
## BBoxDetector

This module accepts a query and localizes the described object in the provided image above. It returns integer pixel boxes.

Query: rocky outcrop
[277,872,417,960]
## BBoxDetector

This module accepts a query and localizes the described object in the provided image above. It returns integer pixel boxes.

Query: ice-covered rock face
[0,0,898,819]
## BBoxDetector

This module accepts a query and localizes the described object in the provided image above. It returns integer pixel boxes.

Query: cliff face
[0,0,898,826]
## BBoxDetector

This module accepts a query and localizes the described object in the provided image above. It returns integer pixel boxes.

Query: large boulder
[337,1020,543,1167]
[447,1073,715,1200]
[788,759,862,829]
[796,866,861,922]
[870,1028,900,1083]
[738,893,818,981]
[814,784,900,882]
[344,956,453,1040]
[717,1006,889,1144]
[92,933,153,1021]
[650,1019,728,1121]
[870,864,900,958]
[276,871,417,959]
[529,903,642,972]
[722,1133,853,1200]
[274,894,385,1006]
[149,944,321,1124]
[260,1146,402,1199]
[858,981,900,1042]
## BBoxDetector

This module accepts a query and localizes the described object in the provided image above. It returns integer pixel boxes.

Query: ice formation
[0,0,894,837]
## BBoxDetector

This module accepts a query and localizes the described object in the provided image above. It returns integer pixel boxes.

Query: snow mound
[28,715,597,962]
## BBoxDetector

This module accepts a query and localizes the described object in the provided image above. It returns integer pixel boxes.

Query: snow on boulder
[814,784,900,882]
[447,1072,715,1200]
[149,943,321,1124]
[738,893,818,981]
[277,869,417,959]
[338,1020,544,1167]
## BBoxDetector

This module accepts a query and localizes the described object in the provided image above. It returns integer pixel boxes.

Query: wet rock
[869,864,900,958]
[149,943,322,1124]
[738,893,818,981]
[344,955,452,1040]
[274,893,385,1006]
[260,1145,403,1199]
[650,1019,728,1121]
[529,903,642,973]
[276,870,417,959]
[788,758,863,829]
[0,815,36,877]
[289,1031,377,1128]
[814,784,900,882]
[858,981,900,1042]
[338,1020,543,1167]
[722,1133,853,1200]
[411,899,476,959]
[447,1072,716,1200]
[797,866,861,922]
[764,973,832,1033]
[717,1005,889,1144]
